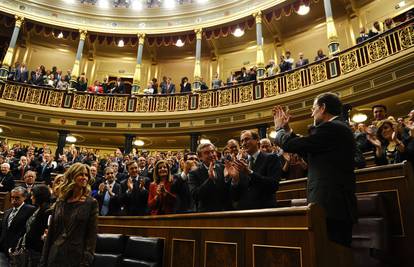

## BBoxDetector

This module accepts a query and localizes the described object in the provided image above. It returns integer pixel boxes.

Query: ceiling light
[175,38,185,47]
[297,4,310,15]
[398,1,406,8]
[133,139,145,146]
[98,0,110,9]
[63,0,76,4]
[57,32,64,39]
[269,131,276,139]
[0,127,3,133]
[164,0,176,8]
[199,138,211,144]
[131,0,143,10]
[66,135,77,143]
[232,27,245,37]
[118,39,124,47]
[352,113,368,123]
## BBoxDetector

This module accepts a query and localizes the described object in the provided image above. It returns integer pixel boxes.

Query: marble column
[55,130,69,160]
[190,133,200,153]
[253,11,265,78]
[193,28,202,90]
[0,15,24,79]
[323,0,340,54]
[71,29,87,82]
[132,33,146,94]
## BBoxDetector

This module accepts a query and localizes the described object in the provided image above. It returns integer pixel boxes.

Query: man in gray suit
[272,92,357,247]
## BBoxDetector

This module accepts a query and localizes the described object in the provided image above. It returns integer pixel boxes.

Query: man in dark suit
[37,153,55,185]
[228,130,282,210]
[120,161,150,215]
[15,63,29,83]
[137,156,150,179]
[0,163,15,192]
[180,77,192,93]
[0,187,36,255]
[273,92,357,247]
[296,52,309,68]
[30,67,44,86]
[111,77,125,94]
[188,143,232,212]
[96,167,122,216]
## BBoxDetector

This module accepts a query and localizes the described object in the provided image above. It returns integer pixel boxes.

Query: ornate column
[0,15,24,80]
[193,28,202,90]
[253,11,265,78]
[257,124,268,139]
[132,33,146,94]
[71,29,87,83]
[190,133,200,153]
[323,0,340,54]
[124,134,135,155]
[55,130,69,160]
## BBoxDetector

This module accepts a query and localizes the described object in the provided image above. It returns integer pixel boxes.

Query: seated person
[0,163,15,192]
[237,67,249,83]
[248,66,257,81]
[30,68,44,86]
[76,74,88,92]
[56,75,69,90]
[314,49,327,61]
[148,160,177,215]
[200,77,209,90]
[143,81,155,94]
[88,80,103,94]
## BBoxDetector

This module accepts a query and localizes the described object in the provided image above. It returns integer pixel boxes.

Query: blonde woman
[40,163,98,267]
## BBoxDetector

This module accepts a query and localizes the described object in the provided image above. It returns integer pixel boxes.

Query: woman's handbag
[9,235,30,267]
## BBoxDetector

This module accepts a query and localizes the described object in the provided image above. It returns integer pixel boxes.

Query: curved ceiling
[0,0,286,34]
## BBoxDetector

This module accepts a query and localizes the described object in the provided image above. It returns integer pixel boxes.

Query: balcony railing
[1,19,413,113]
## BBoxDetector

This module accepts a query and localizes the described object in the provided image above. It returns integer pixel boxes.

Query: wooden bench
[277,161,414,267]
[98,204,353,267]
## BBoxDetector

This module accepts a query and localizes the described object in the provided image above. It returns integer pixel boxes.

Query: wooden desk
[277,162,414,267]
[99,204,352,267]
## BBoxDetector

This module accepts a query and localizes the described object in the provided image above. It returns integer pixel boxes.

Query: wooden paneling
[277,162,414,267]
[98,205,353,267]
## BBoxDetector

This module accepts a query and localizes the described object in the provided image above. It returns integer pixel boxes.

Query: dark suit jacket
[25,204,52,253]
[120,177,150,215]
[275,118,358,223]
[96,182,122,216]
[15,68,29,83]
[171,173,192,213]
[0,172,15,192]
[296,58,309,68]
[112,82,125,94]
[188,162,232,212]
[40,197,98,267]
[180,83,192,93]
[0,204,36,253]
[30,74,44,86]
[37,162,55,185]
[231,152,281,210]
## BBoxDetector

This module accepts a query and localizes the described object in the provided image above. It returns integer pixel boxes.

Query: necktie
[101,190,110,216]
[8,208,18,228]
[249,156,256,171]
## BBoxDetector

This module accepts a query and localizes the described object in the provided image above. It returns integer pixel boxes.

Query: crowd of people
[0,92,412,264]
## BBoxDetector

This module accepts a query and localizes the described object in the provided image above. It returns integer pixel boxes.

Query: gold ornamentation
[156,97,168,112]
[14,16,24,28]
[199,92,210,109]
[113,97,127,112]
[73,94,87,109]
[263,79,278,97]
[367,38,388,61]
[136,97,149,112]
[176,95,189,111]
[79,29,88,40]
[94,96,107,111]
[253,11,262,24]
[286,71,302,91]
[194,28,203,40]
[310,63,327,84]
[399,25,414,48]
[339,50,358,73]
[48,91,64,107]
[240,85,253,102]
[138,33,146,45]
[219,90,231,106]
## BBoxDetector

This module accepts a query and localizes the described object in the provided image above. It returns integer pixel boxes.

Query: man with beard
[272,92,357,247]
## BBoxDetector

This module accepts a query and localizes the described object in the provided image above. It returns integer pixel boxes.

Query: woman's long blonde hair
[57,163,94,201]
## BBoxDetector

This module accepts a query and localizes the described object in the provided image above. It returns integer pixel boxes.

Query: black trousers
[326,218,353,247]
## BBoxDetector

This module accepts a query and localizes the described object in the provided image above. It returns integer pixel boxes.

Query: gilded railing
[0,20,413,113]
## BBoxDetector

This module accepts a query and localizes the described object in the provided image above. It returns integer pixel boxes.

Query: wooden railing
[0,20,413,113]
